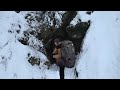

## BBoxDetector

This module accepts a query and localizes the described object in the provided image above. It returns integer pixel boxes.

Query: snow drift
[77,11,120,79]
[0,11,59,79]
[1,11,120,79]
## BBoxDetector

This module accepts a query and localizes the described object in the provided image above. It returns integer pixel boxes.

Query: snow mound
[0,11,59,79]
[77,11,120,79]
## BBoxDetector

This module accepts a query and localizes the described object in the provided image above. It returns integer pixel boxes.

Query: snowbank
[0,11,59,79]
[77,11,120,79]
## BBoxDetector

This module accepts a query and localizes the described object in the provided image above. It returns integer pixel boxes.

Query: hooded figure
[52,38,62,66]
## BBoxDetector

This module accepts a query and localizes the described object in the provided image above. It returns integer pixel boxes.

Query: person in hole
[52,37,76,67]
[52,37,65,79]
[52,38,62,66]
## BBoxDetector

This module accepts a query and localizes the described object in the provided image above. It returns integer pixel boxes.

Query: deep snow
[0,11,59,79]
[0,11,120,79]
[76,11,120,79]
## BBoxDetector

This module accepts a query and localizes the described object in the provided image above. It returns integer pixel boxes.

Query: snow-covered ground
[0,11,120,79]
[0,11,59,79]
[76,11,120,79]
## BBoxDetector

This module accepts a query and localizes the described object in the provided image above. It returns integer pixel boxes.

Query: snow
[0,11,59,79]
[70,11,91,26]
[1,11,120,79]
[76,11,120,79]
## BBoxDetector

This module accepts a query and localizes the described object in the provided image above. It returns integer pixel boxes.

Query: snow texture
[0,11,59,79]
[1,11,120,79]
[76,11,120,79]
